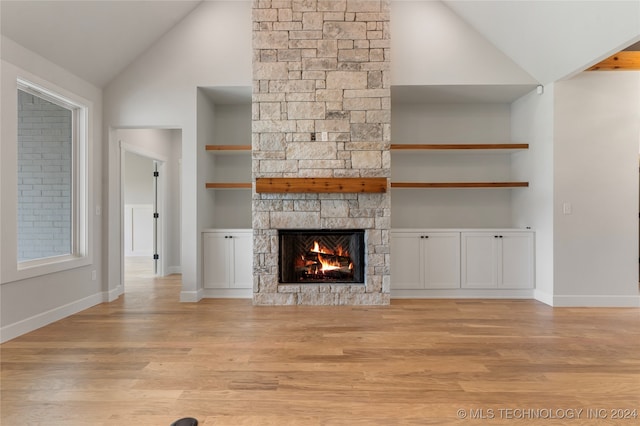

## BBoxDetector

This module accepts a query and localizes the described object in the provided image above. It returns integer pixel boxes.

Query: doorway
[117,128,182,292]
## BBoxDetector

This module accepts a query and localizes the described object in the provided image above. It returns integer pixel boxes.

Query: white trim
[391,289,535,299]
[552,295,640,308]
[202,288,253,299]
[180,289,203,302]
[107,285,123,302]
[534,289,554,306]
[0,292,104,343]
[167,266,182,275]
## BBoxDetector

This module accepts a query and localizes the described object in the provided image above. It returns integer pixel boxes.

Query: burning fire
[310,241,352,273]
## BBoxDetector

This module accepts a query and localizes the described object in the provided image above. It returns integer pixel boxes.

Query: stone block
[298,159,345,169]
[294,199,321,211]
[326,71,367,89]
[254,62,289,80]
[292,0,318,12]
[302,12,324,30]
[318,0,346,12]
[270,211,321,229]
[343,98,381,112]
[253,8,279,21]
[350,123,383,141]
[278,7,293,21]
[260,49,278,62]
[253,31,289,49]
[303,58,338,71]
[320,199,349,217]
[260,159,299,173]
[350,111,366,123]
[253,119,297,133]
[260,102,282,120]
[351,150,381,169]
[286,141,337,159]
[298,292,338,305]
[290,30,323,40]
[366,109,390,124]
[346,0,381,12]
[254,292,297,305]
[287,102,326,119]
[338,49,370,62]
[344,89,388,98]
[278,49,302,62]
[323,21,367,40]
[295,119,315,132]
[315,119,349,133]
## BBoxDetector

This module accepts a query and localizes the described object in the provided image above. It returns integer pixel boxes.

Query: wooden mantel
[587,51,640,71]
[255,177,387,193]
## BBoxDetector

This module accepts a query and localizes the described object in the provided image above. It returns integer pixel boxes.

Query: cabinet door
[424,233,460,289]
[499,233,533,289]
[203,233,230,289]
[230,232,253,289]
[461,232,498,288]
[391,233,423,289]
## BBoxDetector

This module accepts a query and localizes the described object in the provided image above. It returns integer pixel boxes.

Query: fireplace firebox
[279,229,365,284]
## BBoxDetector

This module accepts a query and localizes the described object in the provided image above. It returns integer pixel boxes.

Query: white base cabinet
[461,231,534,289]
[391,229,534,296]
[203,229,253,289]
[391,231,460,289]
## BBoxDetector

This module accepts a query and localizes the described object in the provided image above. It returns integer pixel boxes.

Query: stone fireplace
[252,0,391,305]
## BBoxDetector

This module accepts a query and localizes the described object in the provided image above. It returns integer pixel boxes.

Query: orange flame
[310,240,352,273]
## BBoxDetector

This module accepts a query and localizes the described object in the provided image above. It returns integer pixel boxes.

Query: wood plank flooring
[2,259,639,425]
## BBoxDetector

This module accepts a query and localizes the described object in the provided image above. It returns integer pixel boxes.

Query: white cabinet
[203,230,253,289]
[391,231,460,289]
[461,231,533,289]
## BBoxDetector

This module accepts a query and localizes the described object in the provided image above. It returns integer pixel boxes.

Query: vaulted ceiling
[2,0,639,89]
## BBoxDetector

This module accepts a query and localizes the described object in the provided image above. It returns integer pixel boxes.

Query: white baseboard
[166,266,181,275]
[180,288,202,302]
[534,289,554,306]
[107,285,123,302]
[202,288,253,298]
[0,292,104,343]
[391,289,535,299]
[552,295,640,307]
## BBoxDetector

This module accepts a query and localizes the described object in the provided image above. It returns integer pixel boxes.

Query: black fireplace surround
[279,229,365,284]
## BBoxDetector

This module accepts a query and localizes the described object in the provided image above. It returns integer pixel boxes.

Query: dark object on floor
[171,418,198,426]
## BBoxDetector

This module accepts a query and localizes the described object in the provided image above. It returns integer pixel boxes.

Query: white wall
[511,85,555,304]
[1,36,103,342]
[104,1,252,301]
[553,72,640,307]
[391,0,536,86]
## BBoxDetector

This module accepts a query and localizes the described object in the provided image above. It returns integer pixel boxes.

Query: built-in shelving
[391,182,528,188]
[205,144,252,189]
[205,182,252,189]
[390,143,529,189]
[205,145,251,152]
[391,143,528,151]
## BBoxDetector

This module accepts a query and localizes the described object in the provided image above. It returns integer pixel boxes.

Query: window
[16,80,88,268]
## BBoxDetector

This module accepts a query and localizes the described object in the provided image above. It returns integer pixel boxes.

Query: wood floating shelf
[205,145,252,151]
[587,51,640,71]
[256,177,387,193]
[391,143,528,150]
[205,182,252,189]
[391,182,529,188]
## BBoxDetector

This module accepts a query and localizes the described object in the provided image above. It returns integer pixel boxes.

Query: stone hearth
[252,0,391,305]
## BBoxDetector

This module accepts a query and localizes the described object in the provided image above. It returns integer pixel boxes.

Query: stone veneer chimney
[252,0,390,305]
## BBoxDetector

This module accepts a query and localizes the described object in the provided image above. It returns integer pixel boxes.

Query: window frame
[13,78,90,274]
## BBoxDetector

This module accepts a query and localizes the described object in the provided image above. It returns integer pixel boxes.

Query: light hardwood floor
[2,259,639,425]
